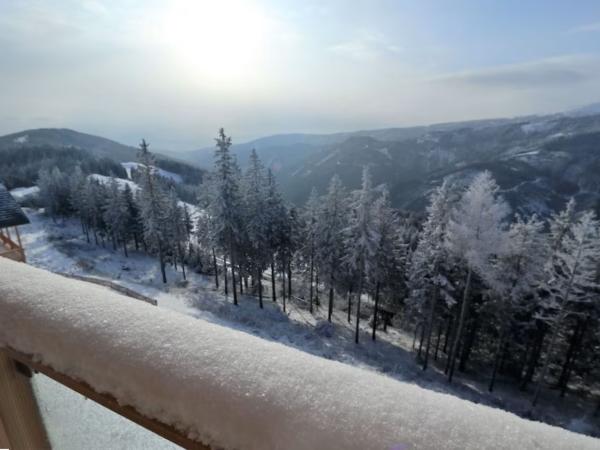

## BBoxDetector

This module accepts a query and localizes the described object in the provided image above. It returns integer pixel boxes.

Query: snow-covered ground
[14,209,600,447]
[89,173,139,191]
[9,185,40,200]
[121,162,182,183]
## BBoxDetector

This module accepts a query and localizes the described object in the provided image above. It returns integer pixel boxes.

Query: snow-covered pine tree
[137,139,170,283]
[122,183,142,251]
[102,178,128,252]
[484,214,548,391]
[407,180,455,369]
[85,178,109,246]
[532,210,600,405]
[166,186,188,280]
[196,173,221,287]
[68,166,90,241]
[210,128,243,305]
[343,166,378,344]
[370,187,403,342]
[316,175,348,322]
[549,198,577,253]
[302,187,321,313]
[445,171,510,382]
[265,168,286,303]
[38,167,71,219]
[241,149,269,307]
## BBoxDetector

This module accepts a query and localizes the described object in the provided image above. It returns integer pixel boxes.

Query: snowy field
[14,208,600,447]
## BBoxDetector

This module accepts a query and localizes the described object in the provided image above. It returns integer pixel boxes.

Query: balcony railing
[0,257,598,450]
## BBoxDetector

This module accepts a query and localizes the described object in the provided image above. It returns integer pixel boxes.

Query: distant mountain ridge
[177,116,537,170]
[0,128,139,162]
[0,128,206,193]
[2,102,600,215]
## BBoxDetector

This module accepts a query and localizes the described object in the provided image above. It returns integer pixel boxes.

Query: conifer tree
[445,171,510,381]
[344,166,378,343]
[137,139,170,283]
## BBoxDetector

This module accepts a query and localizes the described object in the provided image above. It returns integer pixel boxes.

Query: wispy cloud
[432,55,600,90]
[329,31,402,61]
[567,21,600,34]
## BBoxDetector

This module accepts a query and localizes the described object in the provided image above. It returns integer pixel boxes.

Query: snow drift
[0,258,597,450]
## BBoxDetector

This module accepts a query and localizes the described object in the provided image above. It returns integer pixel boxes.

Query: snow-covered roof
[0,258,597,450]
[0,183,29,228]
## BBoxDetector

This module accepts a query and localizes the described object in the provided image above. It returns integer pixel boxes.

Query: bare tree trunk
[271,257,277,302]
[223,255,228,297]
[489,326,508,392]
[309,252,314,313]
[521,327,545,390]
[443,314,453,354]
[238,265,243,294]
[423,286,439,370]
[180,247,186,281]
[355,273,363,344]
[123,239,128,257]
[315,272,320,306]
[372,282,380,341]
[417,322,426,358]
[434,319,443,361]
[559,317,587,397]
[459,315,479,372]
[347,288,353,323]
[448,267,472,383]
[158,239,167,284]
[258,268,264,309]
[287,260,292,300]
[212,248,219,289]
[230,252,238,306]
[281,265,286,302]
[532,318,563,406]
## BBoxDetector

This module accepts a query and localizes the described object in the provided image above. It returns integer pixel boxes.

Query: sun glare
[160,0,269,83]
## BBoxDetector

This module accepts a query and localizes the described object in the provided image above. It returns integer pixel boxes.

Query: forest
[35,128,600,412]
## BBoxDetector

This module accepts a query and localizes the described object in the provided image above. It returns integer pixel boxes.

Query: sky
[2,0,600,151]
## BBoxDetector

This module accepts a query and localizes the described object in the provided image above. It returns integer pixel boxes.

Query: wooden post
[0,351,51,449]
[15,226,25,262]
[0,416,10,449]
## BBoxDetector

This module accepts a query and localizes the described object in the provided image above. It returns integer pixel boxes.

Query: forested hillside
[31,129,600,432]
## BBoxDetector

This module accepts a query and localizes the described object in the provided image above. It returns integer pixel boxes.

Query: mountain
[175,117,532,171]
[0,128,206,195]
[278,112,600,216]
[0,128,139,162]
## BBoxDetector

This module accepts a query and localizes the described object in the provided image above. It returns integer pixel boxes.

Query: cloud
[329,30,402,61]
[567,21,600,34]
[432,55,600,90]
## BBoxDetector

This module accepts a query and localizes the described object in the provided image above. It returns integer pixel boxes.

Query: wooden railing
[0,258,599,450]
[0,227,25,262]
[1,347,208,450]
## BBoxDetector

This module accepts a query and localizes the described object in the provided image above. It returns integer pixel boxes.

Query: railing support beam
[0,351,51,449]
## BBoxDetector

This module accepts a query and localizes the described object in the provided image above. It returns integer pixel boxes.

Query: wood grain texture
[0,352,50,449]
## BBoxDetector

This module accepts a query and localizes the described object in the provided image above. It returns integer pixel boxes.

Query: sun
[159,0,269,83]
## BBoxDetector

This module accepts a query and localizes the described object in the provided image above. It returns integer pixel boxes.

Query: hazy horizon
[2,0,600,151]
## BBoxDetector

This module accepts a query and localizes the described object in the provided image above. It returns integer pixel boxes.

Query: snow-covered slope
[89,173,139,191]
[0,258,598,450]
[121,162,183,183]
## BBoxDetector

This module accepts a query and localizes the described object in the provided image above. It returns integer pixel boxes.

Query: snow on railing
[0,258,598,450]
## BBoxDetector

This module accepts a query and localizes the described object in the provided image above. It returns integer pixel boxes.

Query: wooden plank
[2,348,212,450]
[0,351,51,450]
[0,416,10,449]
[14,226,25,263]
